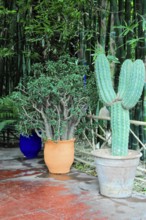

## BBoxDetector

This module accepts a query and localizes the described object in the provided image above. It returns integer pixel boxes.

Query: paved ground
[0,147,146,220]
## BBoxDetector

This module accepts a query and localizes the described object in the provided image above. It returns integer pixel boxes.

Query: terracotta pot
[92,149,142,198]
[44,139,75,174]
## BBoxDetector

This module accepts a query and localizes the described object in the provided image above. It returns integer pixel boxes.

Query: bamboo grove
[0,0,146,95]
[0,0,146,155]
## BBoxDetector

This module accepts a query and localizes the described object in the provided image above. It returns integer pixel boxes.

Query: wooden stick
[130,129,146,150]
[87,115,146,126]
[137,167,146,173]
[75,150,94,156]
[74,157,95,167]
[135,177,146,182]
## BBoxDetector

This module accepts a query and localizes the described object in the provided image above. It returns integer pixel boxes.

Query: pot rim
[91,148,142,160]
[45,139,75,144]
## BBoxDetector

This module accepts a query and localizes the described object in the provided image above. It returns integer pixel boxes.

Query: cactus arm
[122,60,145,109]
[111,102,130,156]
[95,54,116,105]
[118,59,133,99]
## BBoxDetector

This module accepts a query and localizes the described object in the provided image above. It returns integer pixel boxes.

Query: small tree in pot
[92,54,145,198]
[12,55,89,173]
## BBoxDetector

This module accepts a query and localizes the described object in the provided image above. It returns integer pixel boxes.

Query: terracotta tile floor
[0,147,146,220]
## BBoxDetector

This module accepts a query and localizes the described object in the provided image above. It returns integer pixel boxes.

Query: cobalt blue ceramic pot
[19,133,42,159]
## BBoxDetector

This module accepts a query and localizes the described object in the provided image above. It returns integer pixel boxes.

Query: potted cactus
[92,54,145,198]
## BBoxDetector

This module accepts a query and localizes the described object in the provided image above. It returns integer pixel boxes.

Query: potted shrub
[11,55,89,173]
[92,54,145,198]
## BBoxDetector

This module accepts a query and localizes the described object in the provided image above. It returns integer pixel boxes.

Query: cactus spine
[95,54,145,156]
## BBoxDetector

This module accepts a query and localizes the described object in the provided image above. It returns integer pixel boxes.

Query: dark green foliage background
[0,0,146,95]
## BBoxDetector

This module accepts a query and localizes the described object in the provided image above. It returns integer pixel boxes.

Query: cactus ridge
[118,59,133,99]
[95,54,116,105]
[111,102,130,156]
[122,60,145,109]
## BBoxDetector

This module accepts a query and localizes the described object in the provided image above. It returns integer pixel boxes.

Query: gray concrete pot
[92,149,142,198]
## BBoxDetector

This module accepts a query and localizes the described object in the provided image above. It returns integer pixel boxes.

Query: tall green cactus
[95,54,145,156]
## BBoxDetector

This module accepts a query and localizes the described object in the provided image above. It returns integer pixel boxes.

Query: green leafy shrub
[11,55,90,141]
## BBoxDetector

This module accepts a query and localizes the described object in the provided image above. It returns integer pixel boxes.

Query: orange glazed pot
[44,139,75,174]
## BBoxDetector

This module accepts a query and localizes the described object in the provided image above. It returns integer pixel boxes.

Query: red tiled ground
[0,169,108,220]
[0,169,43,181]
